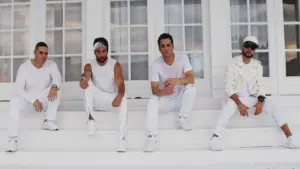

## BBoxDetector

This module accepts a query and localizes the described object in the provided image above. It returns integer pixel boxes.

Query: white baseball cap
[243,35,259,47]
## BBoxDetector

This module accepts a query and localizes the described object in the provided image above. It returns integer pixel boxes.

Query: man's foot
[43,120,59,131]
[285,136,300,149]
[7,139,18,152]
[209,136,222,151]
[117,138,127,153]
[178,117,192,131]
[144,135,157,152]
[87,120,96,136]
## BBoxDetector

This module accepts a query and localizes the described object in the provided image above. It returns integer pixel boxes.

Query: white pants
[146,84,196,136]
[83,82,127,139]
[8,87,60,138]
[213,96,286,136]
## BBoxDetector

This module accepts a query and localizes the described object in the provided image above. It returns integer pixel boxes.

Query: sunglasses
[243,42,258,50]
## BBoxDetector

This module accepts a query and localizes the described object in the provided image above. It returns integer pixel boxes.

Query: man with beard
[209,36,299,151]
[144,33,196,152]
[79,37,128,152]
[7,42,62,152]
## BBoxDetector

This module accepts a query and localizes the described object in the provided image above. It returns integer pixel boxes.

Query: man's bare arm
[151,81,171,97]
[177,70,195,85]
[82,63,92,81]
[114,62,125,97]
[230,94,243,106]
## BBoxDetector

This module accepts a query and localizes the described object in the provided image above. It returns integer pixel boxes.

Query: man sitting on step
[7,42,62,152]
[144,33,197,152]
[210,36,299,151]
[79,37,128,152]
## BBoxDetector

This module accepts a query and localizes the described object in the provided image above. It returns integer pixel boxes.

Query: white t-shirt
[89,58,117,94]
[151,53,193,96]
[14,59,62,103]
[237,63,255,97]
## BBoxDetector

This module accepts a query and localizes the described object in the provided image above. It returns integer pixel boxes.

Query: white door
[96,0,212,99]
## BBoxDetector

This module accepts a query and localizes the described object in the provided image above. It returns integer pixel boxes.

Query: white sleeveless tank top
[89,58,117,93]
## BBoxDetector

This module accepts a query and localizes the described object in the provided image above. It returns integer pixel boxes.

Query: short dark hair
[157,33,174,47]
[35,42,48,50]
[93,37,109,51]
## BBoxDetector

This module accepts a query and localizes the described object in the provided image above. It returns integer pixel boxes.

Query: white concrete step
[0,108,299,130]
[1,126,300,151]
[1,149,300,168]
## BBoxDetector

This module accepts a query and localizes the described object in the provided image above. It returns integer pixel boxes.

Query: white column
[209,0,232,98]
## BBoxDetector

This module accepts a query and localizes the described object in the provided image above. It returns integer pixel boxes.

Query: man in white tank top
[144,33,197,152]
[79,37,128,152]
[7,42,62,152]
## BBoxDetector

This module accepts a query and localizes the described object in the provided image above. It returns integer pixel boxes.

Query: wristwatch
[51,84,59,90]
[258,95,266,103]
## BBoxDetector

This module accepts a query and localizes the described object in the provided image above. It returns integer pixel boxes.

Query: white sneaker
[178,117,192,131]
[117,138,127,153]
[87,120,96,136]
[43,120,59,131]
[7,139,18,152]
[144,136,157,152]
[285,136,300,149]
[209,136,222,151]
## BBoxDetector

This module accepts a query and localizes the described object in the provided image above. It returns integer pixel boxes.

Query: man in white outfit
[144,33,196,152]
[79,37,128,152]
[210,36,299,151]
[7,42,62,152]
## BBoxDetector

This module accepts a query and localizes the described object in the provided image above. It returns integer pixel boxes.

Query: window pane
[250,0,267,22]
[110,0,128,25]
[13,31,29,56]
[165,26,183,51]
[13,58,28,82]
[131,55,148,80]
[255,52,269,77]
[65,30,82,54]
[184,0,202,24]
[14,5,29,29]
[48,57,63,76]
[111,27,128,53]
[14,0,30,2]
[130,0,147,25]
[46,30,63,55]
[284,25,300,49]
[185,26,202,51]
[164,0,182,24]
[0,58,11,83]
[65,3,82,27]
[130,27,148,52]
[283,0,300,22]
[111,55,128,80]
[0,6,11,29]
[251,25,268,49]
[65,56,81,81]
[286,52,300,76]
[231,25,248,50]
[187,53,204,78]
[230,0,247,22]
[0,32,11,56]
[46,3,63,28]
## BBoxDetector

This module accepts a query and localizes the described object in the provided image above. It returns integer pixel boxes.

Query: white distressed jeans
[213,96,287,136]
[8,87,60,138]
[146,84,196,136]
[83,82,127,139]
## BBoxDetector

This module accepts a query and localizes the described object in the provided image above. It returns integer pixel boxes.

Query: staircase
[0,96,300,168]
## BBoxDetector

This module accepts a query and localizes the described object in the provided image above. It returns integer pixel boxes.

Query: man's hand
[254,101,263,116]
[48,87,58,101]
[238,103,249,117]
[80,78,89,89]
[33,99,43,112]
[164,78,178,87]
[161,84,174,96]
[112,95,123,107]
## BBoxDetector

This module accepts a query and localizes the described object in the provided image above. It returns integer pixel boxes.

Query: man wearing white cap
[209,35,299,151]
[79,37,128,152]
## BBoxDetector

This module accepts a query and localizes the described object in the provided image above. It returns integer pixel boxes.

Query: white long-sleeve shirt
[14,59,62,103]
